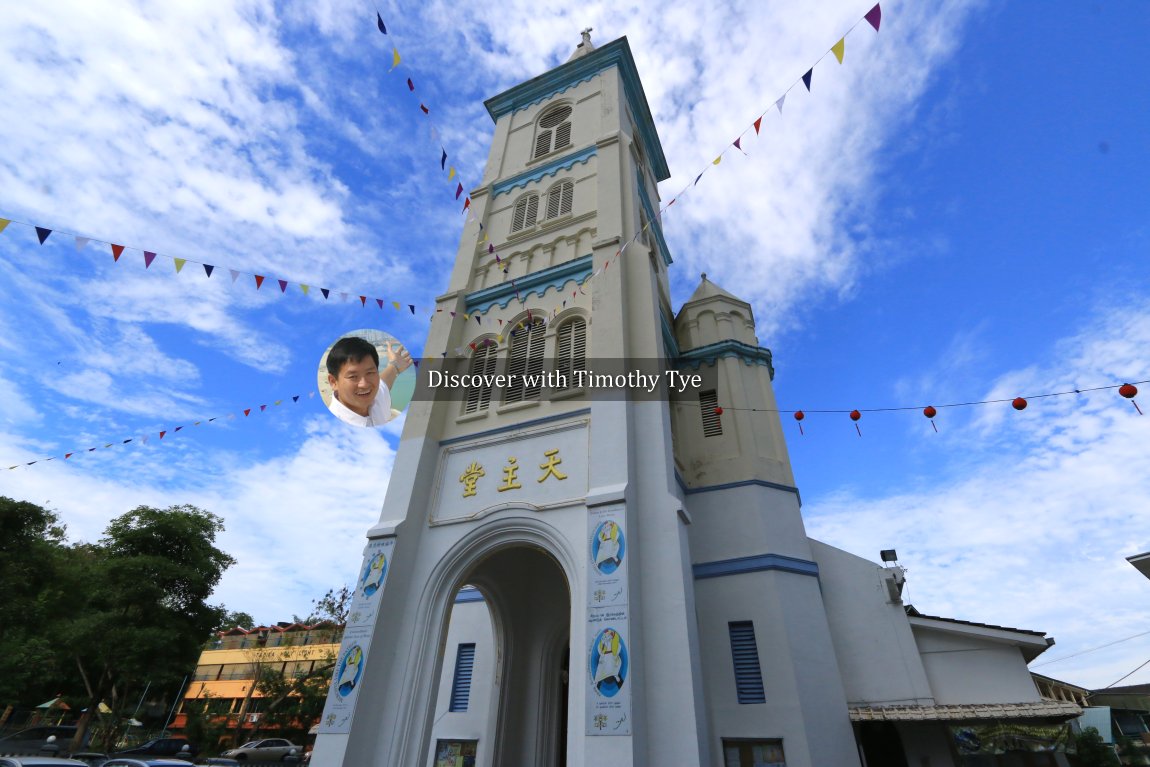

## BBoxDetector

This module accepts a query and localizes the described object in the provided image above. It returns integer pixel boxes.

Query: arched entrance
[435,544,572,767]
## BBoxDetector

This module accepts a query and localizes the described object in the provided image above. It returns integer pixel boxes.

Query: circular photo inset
[318,329,416,428]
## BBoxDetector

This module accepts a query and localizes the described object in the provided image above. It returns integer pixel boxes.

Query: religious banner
[585,610,632,735]
[587,506,628,610]
[318,537,396,733]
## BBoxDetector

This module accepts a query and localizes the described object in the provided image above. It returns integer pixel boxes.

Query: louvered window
[464,342,497,414]
[511,194,539,233]
[533,105,573,159]
[545,180,574,220]
[700,389,722,437]
[554,318,587,390]
[448,643,476,712]
[504,318,546,403]
[728,622,766,704]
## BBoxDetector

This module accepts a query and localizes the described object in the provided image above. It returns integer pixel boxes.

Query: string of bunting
[4,392,318,471]
[437,3,882,357]
[0,216,419,315]
[372,9,474,215]
[697,378,1146,437]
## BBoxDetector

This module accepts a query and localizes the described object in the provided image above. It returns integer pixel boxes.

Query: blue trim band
[636,181,672,266]
[439,409,591,447]
[675,339,775,379]
[660,312,680,359]
[455,588,485,604]
[693,553,819,580]
[675,473,801,505]
[493,146,597,197]
[465,255,593,314]
[484,38,670,182]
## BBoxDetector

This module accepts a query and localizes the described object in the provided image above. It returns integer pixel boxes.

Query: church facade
[311,35,1079,767]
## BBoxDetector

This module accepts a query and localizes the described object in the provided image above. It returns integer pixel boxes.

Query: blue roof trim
[660,312,680,358]
[493,145,598,198]
[484,38,670,182]
[675,339,775,379]
[455,588,485,604]
[693,553,819,580]
[439,408,591,447]
[635,180,673,266]
[674,472,801,506]
[464,254,593,314]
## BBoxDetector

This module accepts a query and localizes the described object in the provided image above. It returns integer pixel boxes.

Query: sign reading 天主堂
[317,537,395,734]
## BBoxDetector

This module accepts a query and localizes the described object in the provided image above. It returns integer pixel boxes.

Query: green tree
[214,609,256,633]
[0,497,71,705]
[63,505,236,752]
[1073,726,1120,767]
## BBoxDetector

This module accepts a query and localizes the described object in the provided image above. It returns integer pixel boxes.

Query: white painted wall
[912,626,1043,705]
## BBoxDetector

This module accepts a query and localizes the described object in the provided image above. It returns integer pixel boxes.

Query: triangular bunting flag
[407,78,415,91]
[321,288,330,299]
[420,103,429,114]
[111,244,125,261]
[390,47,401,71]
[274,400,281,406]
[865,3,882,31]
[754,116,763,134]
[300,284,309,295]
[455,183,464,200]
[230,269,241,283]
[448,167,456,181]
[159,431,166,439]
[254,275,265,289]
[75,236,89,251]
[260,404,267,412]
[832,37,845,64]
[340,292,348,301]
[65,453,73,459]
[694,172,704,185]
[204,264,215,278]
[144,251,157,268]
[462,197,471,212]
[376,13,387,34]
[174,426,183,431]
[278,279,288,292]
[244,409,251,416]
[377,298,384,309]
[776,94,786,114]
[293,395,300,402]
[392,301,400,310]
[409,304,415,314]
[35,227,52,244]
[441,149,447,169]
[802,68,813,91]
[174,258,186,273]
[359,295,367,306]
[0,219,9,233]
[475,315,481,324]
[733,137,743,151]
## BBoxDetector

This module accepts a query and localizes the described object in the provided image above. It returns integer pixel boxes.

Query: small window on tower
[533,104,574,159]
[554,317,587,390]
[504,318,546,403]
[545,180,574,220]
[511,193,539,233]
[700,390,722,437]
[464,341,497,414]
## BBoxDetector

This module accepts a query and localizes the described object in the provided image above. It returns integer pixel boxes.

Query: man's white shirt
[328,385,395,427]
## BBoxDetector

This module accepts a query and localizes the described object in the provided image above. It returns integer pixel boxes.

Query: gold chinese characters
[459,448,568,497]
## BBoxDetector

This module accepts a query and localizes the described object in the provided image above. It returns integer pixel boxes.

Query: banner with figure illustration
[586,503,631,735]
[318,536,396,733]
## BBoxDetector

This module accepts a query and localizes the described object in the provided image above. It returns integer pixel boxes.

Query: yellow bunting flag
[448,167,456,181]
[392,301,401,310]
[174,258,187,273]
[712,156,722,165]
[390,47,401,71]
[0,219,9,233]
[832,37,845,64]
[300,284,310,295]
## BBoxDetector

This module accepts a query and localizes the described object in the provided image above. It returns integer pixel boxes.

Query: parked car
[0,758,90,767]
[100,761,198,767]
[109,741,195,760]
[0,727,87,756]
[218,740,299,762]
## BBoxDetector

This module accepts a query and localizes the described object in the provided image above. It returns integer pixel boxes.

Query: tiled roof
[905,605,1047,637]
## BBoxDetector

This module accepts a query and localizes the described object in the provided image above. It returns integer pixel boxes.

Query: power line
[1031,630,1150,668]
[1105,657,1150,689]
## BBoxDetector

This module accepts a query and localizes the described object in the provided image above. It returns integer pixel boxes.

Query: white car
[219,741,300,762]
[0,758,90,767]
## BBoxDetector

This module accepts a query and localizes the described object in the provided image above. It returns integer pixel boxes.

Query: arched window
[504,318,546,403]
[511,193,539,233]
[554,317,587,390]
[533,105,573,159]
[545,180,574,220]
[464,341,497,414]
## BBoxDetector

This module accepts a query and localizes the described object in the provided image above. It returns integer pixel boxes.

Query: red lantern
[923,405,938,433]
[1012,397,1027,411]
[1119,383,1142,414]
[849,410,861,421]
[793,410,805,435]
[713,406,723,416]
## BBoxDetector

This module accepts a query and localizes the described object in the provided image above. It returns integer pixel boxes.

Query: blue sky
[1,0,1147,689]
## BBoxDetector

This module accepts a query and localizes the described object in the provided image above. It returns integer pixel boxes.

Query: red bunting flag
[462,196,471,212]
[111,244,125,261]
[420,103,429,114]
[244,409,251,416]
[159,431,166,439]
[359,295,367,306]
[254,275,265,289]
[754,116,763,134]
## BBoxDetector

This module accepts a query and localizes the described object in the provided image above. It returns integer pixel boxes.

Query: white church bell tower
[310,32,864,767]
